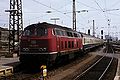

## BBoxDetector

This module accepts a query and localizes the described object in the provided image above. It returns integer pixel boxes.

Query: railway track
[0,52,97,80]
[1,46,117,80]
[73,45,114,80]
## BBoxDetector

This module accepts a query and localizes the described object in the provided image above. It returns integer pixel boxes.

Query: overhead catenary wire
[94,0,104,12]
[57,1,72,10]
[26,0,120,34]
[107,12,120,16]
[93,0,110,22]
[32,0,65,14]
[75,0,109,22]
[28,0,89,28]
[110,0,120,8]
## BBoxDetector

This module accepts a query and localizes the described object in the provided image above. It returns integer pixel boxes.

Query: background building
[0,27,9,49]
[105,35,118,41]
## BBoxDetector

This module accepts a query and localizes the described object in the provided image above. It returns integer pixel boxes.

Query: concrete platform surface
[114,59,120,80]
[0,57,19,66]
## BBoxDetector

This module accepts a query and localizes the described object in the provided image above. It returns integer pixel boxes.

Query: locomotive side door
[56,36,60,52]
[54,28,61,52]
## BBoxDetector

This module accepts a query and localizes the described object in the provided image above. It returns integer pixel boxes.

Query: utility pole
[93,20,95,37]
[108,19,110,36]
[101,30,103,39]
[73,0,76,31]
[5,0,23,54]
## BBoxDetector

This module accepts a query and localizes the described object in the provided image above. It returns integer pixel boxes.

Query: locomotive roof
[25,22,74,32]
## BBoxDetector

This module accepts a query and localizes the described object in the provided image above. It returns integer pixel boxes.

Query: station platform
[114,59,120,80]
[0,57,19,66]
[0,57,19,78]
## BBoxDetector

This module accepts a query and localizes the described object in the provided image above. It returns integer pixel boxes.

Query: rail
[73,45,114,80]
[98,46,114,80]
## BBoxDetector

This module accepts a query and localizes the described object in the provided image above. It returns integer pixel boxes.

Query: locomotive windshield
[23,27,47,36]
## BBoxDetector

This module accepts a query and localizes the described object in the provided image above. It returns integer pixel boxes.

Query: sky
[0,0,120,39]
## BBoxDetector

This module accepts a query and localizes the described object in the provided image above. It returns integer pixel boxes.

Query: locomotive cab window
[73,33,78,37]
[55,29,60,35]
[36,27,47,36]
[23,30,31,36]
[23,27,47,36]
[67,32,73,37]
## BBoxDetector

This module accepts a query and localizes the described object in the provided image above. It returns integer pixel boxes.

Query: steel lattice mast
[7,0,23,54]
[73,0,76,31]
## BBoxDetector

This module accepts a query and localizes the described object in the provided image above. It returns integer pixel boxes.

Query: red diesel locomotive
[20,22,83,66]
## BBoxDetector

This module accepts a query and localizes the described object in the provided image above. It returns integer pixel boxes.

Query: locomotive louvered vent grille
[21,40,29,46]
[29,39,48,52]
[31,40,36,44]
[21,39,48,52]
[36,40,49,46]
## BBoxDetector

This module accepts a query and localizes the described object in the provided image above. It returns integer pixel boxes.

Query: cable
[27,0,89,28]
[110,0,120,8]
[107,12,120,16]
[57,1,72,10]
[75,1,100,11]
[32,0,64,14]
[76,0,109,22]
[94,0,109,22]
[94,0,104,12]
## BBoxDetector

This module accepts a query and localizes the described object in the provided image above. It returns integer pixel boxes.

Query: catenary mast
[6,0,23,54]
[73,0,76,31]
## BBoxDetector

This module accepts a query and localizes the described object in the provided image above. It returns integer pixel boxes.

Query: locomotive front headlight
[39,48,43,51]
[43,48,47,51]
[23,48,29,51]
[38,48,47,51]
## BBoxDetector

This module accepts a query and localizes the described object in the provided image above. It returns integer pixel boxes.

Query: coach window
[65,41,67,48]
[68,41,71,48]
[72,41,74,48]
[77,41,79,47]
[61,41,64,49]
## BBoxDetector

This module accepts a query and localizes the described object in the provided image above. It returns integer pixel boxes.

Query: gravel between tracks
[47,53,101,80]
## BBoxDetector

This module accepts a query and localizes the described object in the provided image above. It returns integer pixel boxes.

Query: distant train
[81,33,104,51]
[19,22,104,66]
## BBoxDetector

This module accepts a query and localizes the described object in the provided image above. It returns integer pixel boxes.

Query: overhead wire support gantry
[5,0,23,55]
